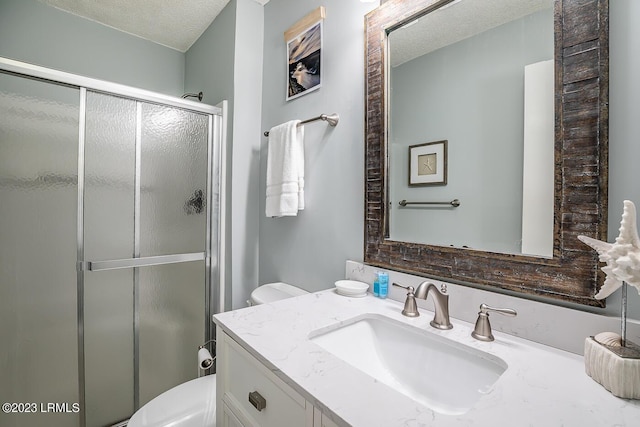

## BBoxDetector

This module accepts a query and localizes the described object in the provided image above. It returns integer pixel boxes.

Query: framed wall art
[285,7,325,101]
[408,140,448,186]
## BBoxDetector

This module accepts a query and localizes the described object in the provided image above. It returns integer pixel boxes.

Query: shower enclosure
[0,58,226,427]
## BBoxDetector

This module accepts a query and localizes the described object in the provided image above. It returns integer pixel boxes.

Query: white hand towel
[265,120,305,217]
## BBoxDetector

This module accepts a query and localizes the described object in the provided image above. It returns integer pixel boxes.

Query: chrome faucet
[414,281,453,330]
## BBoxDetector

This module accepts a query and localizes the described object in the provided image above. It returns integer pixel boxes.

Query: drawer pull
[248,390,267,411]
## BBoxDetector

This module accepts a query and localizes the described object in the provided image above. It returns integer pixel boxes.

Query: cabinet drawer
[220,333,308,427]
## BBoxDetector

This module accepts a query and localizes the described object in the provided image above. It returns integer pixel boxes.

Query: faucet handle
[471,303,517,342]
[392,283,420,317]
[479,303,517,317]
[392,282,411,291]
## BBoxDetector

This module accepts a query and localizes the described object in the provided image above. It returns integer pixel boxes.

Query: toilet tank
[248,282,308,305]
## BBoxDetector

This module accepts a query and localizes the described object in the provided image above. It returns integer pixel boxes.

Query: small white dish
[335,280,369,297]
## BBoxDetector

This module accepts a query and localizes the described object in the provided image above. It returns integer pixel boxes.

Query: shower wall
[0,0,185,95]
[0,61,223,427]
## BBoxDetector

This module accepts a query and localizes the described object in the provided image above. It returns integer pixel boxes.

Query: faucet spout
[414,281,453,330]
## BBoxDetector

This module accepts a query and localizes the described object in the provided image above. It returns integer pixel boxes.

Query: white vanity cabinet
[216,328,340,427]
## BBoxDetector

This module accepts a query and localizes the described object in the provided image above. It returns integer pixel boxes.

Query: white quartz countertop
[213,290,640,426]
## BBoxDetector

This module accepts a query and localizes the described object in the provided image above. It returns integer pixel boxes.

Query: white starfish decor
[578,200,640,299]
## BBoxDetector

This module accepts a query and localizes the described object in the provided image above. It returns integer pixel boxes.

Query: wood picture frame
[364,0,609,307]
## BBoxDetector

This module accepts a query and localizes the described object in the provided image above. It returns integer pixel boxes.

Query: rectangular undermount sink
[309,314,507,415]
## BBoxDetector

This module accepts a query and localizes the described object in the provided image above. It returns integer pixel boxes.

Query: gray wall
[257,0,640,318]
[389,8,553,254]
[607,0,640,318]
[0,0,185,95]
[185,0,264,310]
[229,0,264,309]
[185,0,237,310]
[185,0,236,109]
[258,0,378,293]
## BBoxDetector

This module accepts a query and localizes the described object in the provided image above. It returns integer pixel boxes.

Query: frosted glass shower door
[82,93,212,426]
[0,73,80,427]
[138,103,209,406]
[1,57,222,427]
[83,92,137,426]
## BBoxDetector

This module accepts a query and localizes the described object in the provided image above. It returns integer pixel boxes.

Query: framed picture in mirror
[409,140,447,186]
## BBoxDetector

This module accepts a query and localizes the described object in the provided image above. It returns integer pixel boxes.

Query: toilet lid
[250,282,308,305]
[128,375,216,427]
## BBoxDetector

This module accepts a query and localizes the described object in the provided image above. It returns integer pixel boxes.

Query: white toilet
[127,282,308,427]
[127,375,216,427]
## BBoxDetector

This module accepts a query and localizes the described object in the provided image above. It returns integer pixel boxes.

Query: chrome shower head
[182,91,203,101]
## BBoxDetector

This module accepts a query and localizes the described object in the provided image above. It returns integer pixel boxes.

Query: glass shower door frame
[0,57,226,427]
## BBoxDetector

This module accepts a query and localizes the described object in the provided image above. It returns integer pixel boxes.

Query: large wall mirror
[364,0,609,307]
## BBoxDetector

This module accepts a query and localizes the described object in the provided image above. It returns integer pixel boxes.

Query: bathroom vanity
[216,326,338,427]
[213,289,640,427]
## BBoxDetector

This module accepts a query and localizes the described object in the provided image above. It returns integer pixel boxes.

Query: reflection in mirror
[387,0,555,257]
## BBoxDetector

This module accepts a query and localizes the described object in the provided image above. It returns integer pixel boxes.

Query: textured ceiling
[40,0,550,61]
[40,0,237,52]
[389,0,553,67]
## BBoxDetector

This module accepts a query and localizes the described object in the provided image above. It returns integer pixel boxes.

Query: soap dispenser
[378,272,389,298]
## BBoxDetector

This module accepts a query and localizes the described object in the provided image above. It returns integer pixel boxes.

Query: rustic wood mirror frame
[364,0,609,307]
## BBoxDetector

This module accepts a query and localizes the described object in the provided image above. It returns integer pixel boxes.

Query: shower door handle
[81,252,205,272]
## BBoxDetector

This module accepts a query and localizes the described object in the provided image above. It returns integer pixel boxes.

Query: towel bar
[264,113,339,137]
[399,199,460,207]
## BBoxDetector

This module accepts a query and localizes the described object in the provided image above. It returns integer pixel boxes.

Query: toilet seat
[127,375,216,427]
